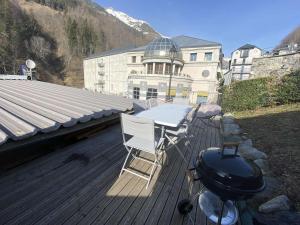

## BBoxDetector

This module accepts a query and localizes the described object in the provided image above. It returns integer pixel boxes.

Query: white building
[230,44,262,81]
[84,36,222,104]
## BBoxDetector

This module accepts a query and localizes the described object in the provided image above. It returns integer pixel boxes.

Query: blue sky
[96,0,300,56]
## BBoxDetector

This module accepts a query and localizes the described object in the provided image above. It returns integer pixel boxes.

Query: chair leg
[164,151,169,167]
[165,135,189,165]
[146,157,158,189]
[185,134,193,151]
[119,148,132,177]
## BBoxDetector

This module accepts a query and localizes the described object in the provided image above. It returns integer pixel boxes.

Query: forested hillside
[0,0,159,86]
[277,26,300,49]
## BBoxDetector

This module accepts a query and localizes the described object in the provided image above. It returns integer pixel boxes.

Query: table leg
[161,125,165,139]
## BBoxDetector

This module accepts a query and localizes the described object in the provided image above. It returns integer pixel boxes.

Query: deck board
[0,112,221,225]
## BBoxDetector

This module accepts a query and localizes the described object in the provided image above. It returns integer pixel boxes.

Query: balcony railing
[128,73,192,79]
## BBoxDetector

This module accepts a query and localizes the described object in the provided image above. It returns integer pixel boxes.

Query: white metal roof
[0,80,133,145]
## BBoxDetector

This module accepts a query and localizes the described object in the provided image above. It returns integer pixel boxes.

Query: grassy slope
[234,103,300,210]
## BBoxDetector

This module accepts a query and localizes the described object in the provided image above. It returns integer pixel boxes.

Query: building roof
[0,80,133,146]
[85,45,137,59]
[171,35,221,48]
[238,44,259,50]
[86,35,221,58]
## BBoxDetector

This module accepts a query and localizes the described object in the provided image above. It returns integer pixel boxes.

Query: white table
[137,104,192,164]
[136,104,192,128]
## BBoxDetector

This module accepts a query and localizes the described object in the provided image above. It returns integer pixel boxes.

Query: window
[165,64,172,75]
[133,87,140,99]
[174,65,179,75]
[196,91,208,104]
[155,63,163,74]
[147,63,153,74]
[242,58,246,64]
[131,56,136,63]
[233,59,237,65]
[146,88,158,99]
[240,49,249,58]
[190,53,197,61]
[204,52,213,61]
[140,56,143,62]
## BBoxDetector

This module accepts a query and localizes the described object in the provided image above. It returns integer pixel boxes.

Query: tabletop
[136,104,192,127]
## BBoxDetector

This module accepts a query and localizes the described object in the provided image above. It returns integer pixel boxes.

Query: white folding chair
[164,106,199,165]
[146,98,171,109]
[120,113,165,189]
[145,98,158,109]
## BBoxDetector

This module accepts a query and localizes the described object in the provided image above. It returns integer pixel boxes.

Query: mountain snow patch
[106,7,148,32]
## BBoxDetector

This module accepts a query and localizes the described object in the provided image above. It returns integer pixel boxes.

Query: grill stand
[178,168,238,225]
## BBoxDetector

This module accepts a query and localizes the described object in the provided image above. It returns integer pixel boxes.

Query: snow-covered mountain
[106,7,160,36]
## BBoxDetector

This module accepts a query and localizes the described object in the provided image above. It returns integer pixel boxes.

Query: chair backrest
[185,104,201,124]
[120,113,155,149]
[147,98,158,108]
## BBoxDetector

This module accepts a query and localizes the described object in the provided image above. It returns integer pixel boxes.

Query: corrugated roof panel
[0,108,37,140]
[0,129,8,145]
[0,98,59,133]
[0,80,133,146]
[25,81,133,111]
[0,90,76,127]
[10,82,117,115]
[0,86,92,123]
[0,83,97,121]
[31,83,132,111]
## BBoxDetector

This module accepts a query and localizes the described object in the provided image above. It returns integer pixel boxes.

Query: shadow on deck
[0,116,221,225]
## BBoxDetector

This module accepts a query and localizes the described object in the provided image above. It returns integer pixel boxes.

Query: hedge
[221,70,300,112]
[276,71,300,104]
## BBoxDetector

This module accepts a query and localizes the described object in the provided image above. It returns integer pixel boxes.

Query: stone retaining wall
[252,52,300,78]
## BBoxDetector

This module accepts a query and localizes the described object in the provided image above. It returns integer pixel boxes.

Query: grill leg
[217,201,225,225]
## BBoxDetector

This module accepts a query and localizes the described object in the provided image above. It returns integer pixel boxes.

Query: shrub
[276,70,300,104]
[221,70,300,112]
[222,78,272,112]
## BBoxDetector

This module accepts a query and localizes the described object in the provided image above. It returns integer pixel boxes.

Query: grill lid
[194,148,265,200]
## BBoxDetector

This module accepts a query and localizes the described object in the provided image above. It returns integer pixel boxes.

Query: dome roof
[144,37,182,59]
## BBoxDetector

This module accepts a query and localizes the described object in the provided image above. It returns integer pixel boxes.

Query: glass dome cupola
[144,37,182,60]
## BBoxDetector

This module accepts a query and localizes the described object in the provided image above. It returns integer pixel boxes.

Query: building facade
[230,44,262,81]
[84,36,222,104]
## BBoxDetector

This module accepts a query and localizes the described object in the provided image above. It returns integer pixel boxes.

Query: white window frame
[204,52,213,61]
[146,88,158,99]
[133,87,140,99]
[190,53,197,61]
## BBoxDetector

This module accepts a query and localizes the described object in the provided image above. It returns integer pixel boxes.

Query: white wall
[84,45,222,104]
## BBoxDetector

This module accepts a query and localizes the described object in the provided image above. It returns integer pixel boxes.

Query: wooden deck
[0,116,222,225]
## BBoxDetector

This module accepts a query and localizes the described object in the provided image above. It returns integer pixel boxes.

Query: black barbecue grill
[178,147,265,225]
[195,148,265,200]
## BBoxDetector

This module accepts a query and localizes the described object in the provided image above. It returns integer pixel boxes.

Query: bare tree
[27,36,51,59]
